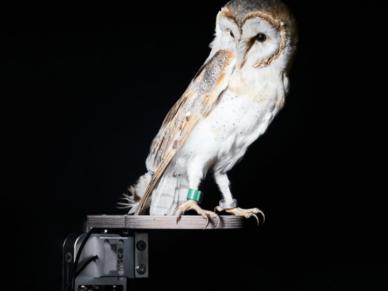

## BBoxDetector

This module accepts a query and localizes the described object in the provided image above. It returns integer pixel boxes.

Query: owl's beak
[236,42,251,69]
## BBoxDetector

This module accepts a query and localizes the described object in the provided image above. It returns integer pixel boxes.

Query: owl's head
[212,0,297,71]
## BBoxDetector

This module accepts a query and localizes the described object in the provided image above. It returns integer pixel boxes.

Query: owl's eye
[255,33,267,42]
[229,30,235,39]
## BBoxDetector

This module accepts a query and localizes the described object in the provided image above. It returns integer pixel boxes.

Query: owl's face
[212,0,296,71]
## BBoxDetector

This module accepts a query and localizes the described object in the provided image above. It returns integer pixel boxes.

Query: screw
[65,252,73,263]
[136,264,146,275]
[136,240,147,251]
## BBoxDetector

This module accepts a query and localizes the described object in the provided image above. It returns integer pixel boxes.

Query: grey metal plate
[87,215,244,230]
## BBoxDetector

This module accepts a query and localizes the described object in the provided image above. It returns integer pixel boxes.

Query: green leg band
[187,188,202,203]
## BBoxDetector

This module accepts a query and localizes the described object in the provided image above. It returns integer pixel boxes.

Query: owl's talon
[217,207,265,225]
[203,216,210,229]
[176,212,183,224]
[252,214,260,226]
[176,200,219,228]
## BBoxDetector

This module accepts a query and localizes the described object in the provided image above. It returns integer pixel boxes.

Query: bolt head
[65,252,73,263]
[136,240,147,251]
[136,264,146,275]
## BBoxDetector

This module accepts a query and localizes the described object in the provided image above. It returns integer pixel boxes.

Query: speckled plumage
[227,0,292,24]
[120,0,297,217]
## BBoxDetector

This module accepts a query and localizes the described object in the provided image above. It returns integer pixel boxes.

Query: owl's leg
[213,172,236,208]
[214,172,265,225]
[176,160,219,227]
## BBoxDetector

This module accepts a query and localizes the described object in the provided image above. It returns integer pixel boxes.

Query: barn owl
[120,0,297,223]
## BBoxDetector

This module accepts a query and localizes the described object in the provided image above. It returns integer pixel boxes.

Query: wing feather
[136,50,236,214]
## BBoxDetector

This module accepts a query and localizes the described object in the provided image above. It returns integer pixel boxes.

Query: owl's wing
[136,50,236,214]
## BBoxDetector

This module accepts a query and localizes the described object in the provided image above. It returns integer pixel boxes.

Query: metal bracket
[134,232,149,278]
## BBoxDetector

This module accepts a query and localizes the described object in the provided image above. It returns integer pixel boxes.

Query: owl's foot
[215,207,265,225]
[176,200,220,228]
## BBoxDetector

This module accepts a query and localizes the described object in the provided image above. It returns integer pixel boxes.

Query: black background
[3,0,386,290]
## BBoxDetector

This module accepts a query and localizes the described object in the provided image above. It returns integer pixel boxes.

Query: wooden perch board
[87,215,245,230]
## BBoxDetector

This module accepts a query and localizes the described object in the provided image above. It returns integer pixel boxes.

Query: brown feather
[135,50,236,214]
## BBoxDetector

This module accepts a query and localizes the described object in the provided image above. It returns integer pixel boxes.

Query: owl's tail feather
[118,172,153,214]
[149,171,185,216]
[119,171,186,215]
